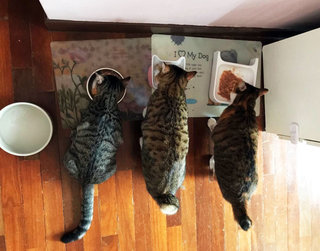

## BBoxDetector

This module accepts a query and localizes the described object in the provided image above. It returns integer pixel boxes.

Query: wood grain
[12,68,36,103]
[115,170,135,251]
[102,235,119,251]
[8,0,32,68]
[83,196,102,251]
[2,206,25,251]
[180,119,197,251]
[0,154,22,208]
[0,0,8,20]
[132,156,152,251]
[0,187,4,236]
[42,180,65,251]
[149,196,167,251]
[167,226,182,251]
[194,118,213,251]
[0,21,13,108]
[20,159,46,250]
[28,0,54,92]
[224,200,238,251]
[99,175,118,236]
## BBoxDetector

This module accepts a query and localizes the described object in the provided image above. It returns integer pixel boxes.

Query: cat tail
[232,200,252,231]
[61,184,94,243]
[155,193,179,215]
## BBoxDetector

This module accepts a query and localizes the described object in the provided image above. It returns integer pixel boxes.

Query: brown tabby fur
[211,83,268,230]
[141,63,196,214]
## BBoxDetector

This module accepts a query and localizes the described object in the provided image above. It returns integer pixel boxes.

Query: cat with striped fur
[61,74,130,243]
[141,63,196,215]
[208,82,268,230]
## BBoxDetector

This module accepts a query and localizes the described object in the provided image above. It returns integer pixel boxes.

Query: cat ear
[121,76,131,87]
[259,88,269,96]
[161,63,170,73]
[95,73,104,85]
[235,81,247,93]
[186,71,197,81]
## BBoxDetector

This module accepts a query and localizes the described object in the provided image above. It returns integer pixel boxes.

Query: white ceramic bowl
[86,67,126,103]
[0,102,53,156]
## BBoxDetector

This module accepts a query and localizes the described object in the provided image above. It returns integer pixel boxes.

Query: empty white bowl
[0,102,53,156]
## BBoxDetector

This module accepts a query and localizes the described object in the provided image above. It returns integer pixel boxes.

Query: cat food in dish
[209,51,259,104]
[86,68,125,101]
[218,70,243,100]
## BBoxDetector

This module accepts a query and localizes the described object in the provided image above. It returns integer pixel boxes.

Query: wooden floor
[1,1,320,250]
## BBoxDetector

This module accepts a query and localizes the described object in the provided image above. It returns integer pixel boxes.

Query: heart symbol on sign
[178,50,186,57]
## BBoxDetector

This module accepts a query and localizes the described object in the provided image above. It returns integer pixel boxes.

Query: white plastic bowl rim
[0,102,53,156]
[86,67,127,103]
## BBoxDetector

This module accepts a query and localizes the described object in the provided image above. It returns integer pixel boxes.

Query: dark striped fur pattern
[61,74,129,243]
[211,83,268,231]
[141,63,196,215]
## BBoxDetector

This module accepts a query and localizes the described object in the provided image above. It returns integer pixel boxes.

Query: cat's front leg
[207,118,217,174]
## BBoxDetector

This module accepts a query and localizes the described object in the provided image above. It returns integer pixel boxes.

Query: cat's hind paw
[207,118,217,132]
[160,204,178,215]
[139,137,143,149]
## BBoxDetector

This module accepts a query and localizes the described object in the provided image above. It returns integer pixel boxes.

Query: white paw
[160,204,178,215]
[207,118,217,132]
[139,137,143,149]
[142,107,147,118]
[209,155,215,174]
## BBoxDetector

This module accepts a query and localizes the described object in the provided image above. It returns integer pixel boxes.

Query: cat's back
[212,105,258,197]
[141,89,189,162]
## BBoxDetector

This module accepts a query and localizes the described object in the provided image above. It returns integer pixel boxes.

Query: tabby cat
[61,74,130,243]
[208,82,268,230]
[141,63,196,215]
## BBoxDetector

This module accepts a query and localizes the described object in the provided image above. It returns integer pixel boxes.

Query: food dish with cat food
[86,68,126,102]
[218,70,244,100]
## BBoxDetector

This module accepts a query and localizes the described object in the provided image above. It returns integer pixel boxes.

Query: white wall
[40,0,320,28]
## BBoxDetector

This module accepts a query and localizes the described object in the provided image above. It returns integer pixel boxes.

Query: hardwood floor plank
[180,119,197,251]
[20,159,46,250]
[0,235,6,251]
[250,195,264,251]
[194,118,212,251]
[132,158,152,251]
[275,139,288,251]
[8,0,32,68]
[60,167,84,251]
[239,228,251,251]
[99,175,118,237]
[211,179,224,251]
[149,196,167,251]
[0,186,4,236]
[167,226,182,251]
[115,170,135,251]
[0,154,21,208]
[0,21,13,108]
[262,174,276,246]
[311,204,320,251]
[224,201,239,251]
[287,143,300,251]
[102,235,119,251]
[83,196,102,251]
[12,68,36,103]
[28,0,54,92]
[37,92,62,182]
[2,206,25,251]
[0,0,8,19]
[42,180,65,251]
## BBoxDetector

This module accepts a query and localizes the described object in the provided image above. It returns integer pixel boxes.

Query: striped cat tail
[61,184,95,243]
[156,194,179,215]
[232,200,252,231]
